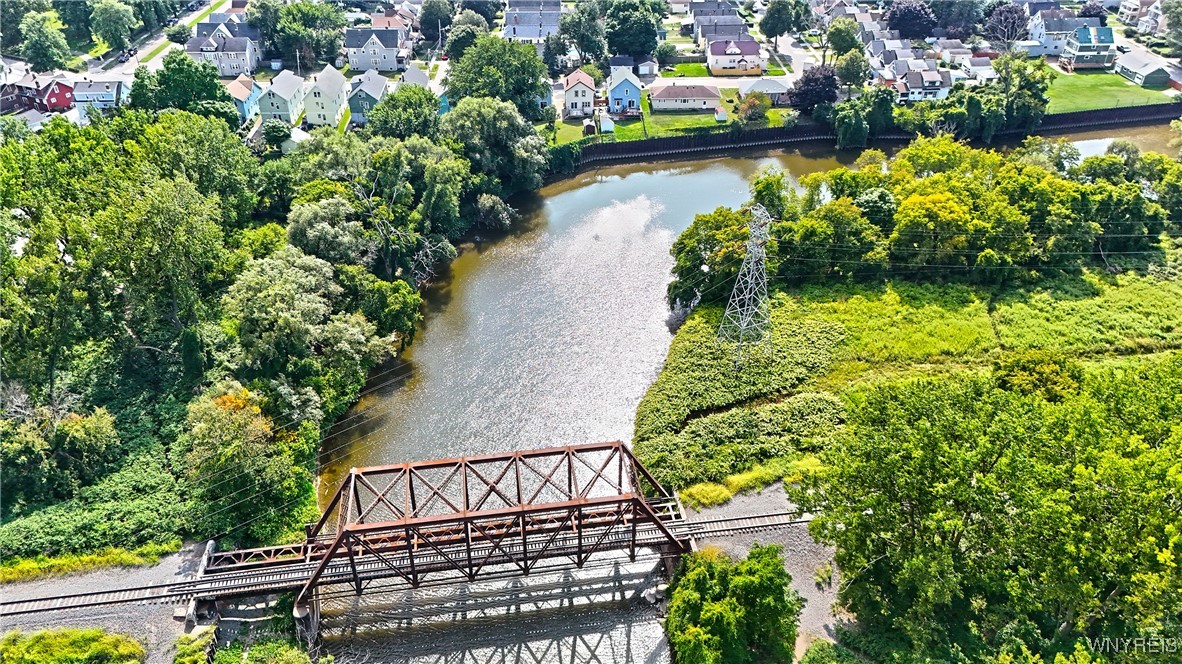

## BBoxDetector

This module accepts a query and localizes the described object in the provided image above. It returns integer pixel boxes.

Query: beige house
[259,70,307,124]
[649,83,721,111]
[305,66,349,127]
[707,40,764,76]
[562,69,597,118]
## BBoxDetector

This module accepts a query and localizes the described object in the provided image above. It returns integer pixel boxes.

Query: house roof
[968,56,993,67]
[73,78,121,96]
[312,66,347,97]
[1071,25,1114,43]
[204,12,241,24]
[709,39,761,55]
[185,34,254,53]
[740,78,790,95]
[934,38,965,50]
[267,70,306,99]
[370,13,408,29]
[350,69,390,100]
[564,69,596,91]
[608,69,642,91]
[224,74,259,101]
[345,27,404,48]
[401,65,429,87]
[608,55,635,67]
[1039,13,1100,33]
[695,14,746,27]
[650,83,721,100]
[504,8,561,26]
[1116,51,1168,74]
[195,20,259,41]
[902,69,952,89]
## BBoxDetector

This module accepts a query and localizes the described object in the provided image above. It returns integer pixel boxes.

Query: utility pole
[717,203,772,366]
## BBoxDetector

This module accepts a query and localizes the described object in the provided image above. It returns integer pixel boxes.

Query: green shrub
[173,628,216,664]
[0,629,145,663]
[800,640,862,664]
[0,540,181,584]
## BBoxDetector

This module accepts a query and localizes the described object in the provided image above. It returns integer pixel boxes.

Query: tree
[541,33,566,77]
[129,50,233,114]
[54,0,94,44]
[789,64,838,113]
[559,1,607,63]
[444,34,550,120]
[834,100,869,148]
[1161,0,1182,52]
[262,119,291,148]
[275,1,346,65]
[826,17,860,59]
[929,0,982,38]
[0,116,32,143]
[459,0,499,23]
[368,84,441,139]
[440,97,548,195]
[420,0,453,44]
[886,0,937,39]
[994,53,1055,130]
[286,197,366,264]
[834,49,871,97]
[245,0,283,54]
[667,206,750,305]
[1077,0,1107,18]
[736,91,771,124]
[580,62,605,85]
[90,0,138,51]
[761,0,810,52]
[452,8,488,30]
[655,41,678,66]
[666,546,804,664]
[3,0,51,49]
[164,23,191,44]
[19,10,70,72]
[604,0,659,58]
[985,2,1029,50]
[446,23,486,60]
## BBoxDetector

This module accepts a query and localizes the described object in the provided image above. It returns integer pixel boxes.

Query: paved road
[90,0,231,77]
[1110,27,1182,87]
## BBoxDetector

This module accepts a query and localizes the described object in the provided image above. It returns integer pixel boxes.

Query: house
[606,68,642,114]
[305,65,348,127]
[508,0,561,8]
[1118,0,1156,24]
[370,11,409,30]
[694,14,747,44]
[690,1,738,17]
[227,0,247,13]
[2,73,73,113]
[637,57,660,77]
[965,57,998,83]
[259,70,307,124]
[400,64,430,87]
[224,73,263,124]
[281,126,311,154]
[650,83,721,111]
[345,28,409,72]
[739,77,790,105]
[1061,26,1116,69]
[867,39,910,57]
[562,69,597,119]
[1015,0,1062,15]
[893,69,953,102]
[608,55,635,69]
[1026,10,1101,56]
[348,69,392,125]
[72,78,126,112]
[1137,1,1167,35]
[186,21,261,76]
[13,108,49,132]
[1114,52,1171,86]
[707,39,764,76]
[501,9,561,44]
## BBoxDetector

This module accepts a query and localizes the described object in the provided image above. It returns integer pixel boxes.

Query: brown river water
[317,124,1173,663]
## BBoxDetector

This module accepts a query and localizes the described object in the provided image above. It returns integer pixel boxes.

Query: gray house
[348,69,392,125]
[345,28,409,73]
[73,78,127,111]
[1114,52,1171,87]
[502,9,561,44]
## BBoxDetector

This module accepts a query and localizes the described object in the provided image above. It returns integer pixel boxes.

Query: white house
[965,57,998,83]
[707,39,764,76]
[72,78,126,111]
[739,77,790,105]
[893,69,953,102]
[562,69,597,119]
[344,28,409,73]
[649,83,721,111]
[1118,0,1156,23]
[1026,10,1101,56]
[1137,1,1167,36]
[259,70,308,124]
[185,21,260,76]
[305,65,348,127]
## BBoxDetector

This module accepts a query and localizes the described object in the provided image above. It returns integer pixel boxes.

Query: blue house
[607,69,642,114]
[225,73,264,124]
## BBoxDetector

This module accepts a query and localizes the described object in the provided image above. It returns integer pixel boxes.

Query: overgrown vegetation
[666,545,804,664]
[0,628,145,663]
[211,637,322,664]
[172,628,216,664]
[0,540,180,584]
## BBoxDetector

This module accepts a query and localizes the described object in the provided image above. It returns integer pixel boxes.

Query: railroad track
[0,512,810,617]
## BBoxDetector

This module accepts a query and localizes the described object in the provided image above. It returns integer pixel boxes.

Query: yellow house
[707,40,764,76]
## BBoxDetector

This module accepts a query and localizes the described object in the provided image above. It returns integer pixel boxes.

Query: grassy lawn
[141,0,231,63]
[535,119,590,145]
[414,60,428,71]
[337,107,351,132]
[429,63,440,78]
[766,66,787,75]
[1046,71,1171,113]
[661,62,710,77]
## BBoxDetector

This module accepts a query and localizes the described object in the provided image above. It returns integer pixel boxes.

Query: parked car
[165,16,177,25]
[118,52,131,62]
[1116,44,1131,53]
[128,45,138,55]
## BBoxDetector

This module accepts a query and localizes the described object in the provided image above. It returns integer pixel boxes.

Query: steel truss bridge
[1,442,807,619]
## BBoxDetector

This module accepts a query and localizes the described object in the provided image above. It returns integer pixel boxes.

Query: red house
[6,73,74,113]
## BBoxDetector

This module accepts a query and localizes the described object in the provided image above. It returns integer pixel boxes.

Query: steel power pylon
[717,204,772,363]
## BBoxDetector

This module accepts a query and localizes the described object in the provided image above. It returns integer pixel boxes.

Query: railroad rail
[0,442,810,619]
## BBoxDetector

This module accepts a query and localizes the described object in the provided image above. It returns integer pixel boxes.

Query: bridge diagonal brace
[525,510,578,573]
[519,455,575,505]
[469,519,528,576]
[354,534,417,586]
[466,462,519,511]
[409,465,464,516]
[355,472,407,524]
[577,446,623,498]
[577,508,628,567]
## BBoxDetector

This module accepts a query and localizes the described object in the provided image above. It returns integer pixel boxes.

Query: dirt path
[686,484,845,659]
[0,542,206,664]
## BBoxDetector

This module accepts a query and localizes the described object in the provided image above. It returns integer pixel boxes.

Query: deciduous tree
[604,0,659,58]
[559,1,607,63]
[444,34,550,120]
[789,64,838,113]
[90,0,138,51]
[985,1,1029,50]
[760,0,810,51]
[19,10,70,72]
[835,49,871,96]
[420,0,453,43]
[368,83,441,139]
[885,0,937,39]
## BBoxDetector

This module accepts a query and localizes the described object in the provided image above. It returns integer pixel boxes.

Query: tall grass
[0,628,145,663]
[0,540,181,584]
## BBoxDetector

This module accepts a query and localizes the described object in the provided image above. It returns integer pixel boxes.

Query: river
[318,123,1173,663]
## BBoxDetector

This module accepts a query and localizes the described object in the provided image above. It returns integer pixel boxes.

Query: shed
[1113,52,1170,88]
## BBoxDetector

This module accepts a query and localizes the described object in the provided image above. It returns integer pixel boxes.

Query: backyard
[1046,70,1171,112]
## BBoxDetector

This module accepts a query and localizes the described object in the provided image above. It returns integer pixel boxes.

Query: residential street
[89,0,232,77]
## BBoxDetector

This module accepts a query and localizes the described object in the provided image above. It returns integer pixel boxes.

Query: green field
[661,62,710,77]
[1046,71,1171,113]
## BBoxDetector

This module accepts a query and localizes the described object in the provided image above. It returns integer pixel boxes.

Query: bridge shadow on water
[319,553,670,664]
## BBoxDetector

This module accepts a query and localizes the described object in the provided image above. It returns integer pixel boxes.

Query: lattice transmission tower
[717,204,772,363]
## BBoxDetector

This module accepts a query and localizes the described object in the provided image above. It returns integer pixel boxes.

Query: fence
[564,101,1180,170]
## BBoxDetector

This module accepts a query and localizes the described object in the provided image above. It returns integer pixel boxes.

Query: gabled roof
[564,69,596,91]
[224,73,260,101]
[1039,13,1100,33]
[401,65,429,87]
[503,8,562,26]
[650,83,720,100]
[695,13,746,27]
[740,78,790,95]
[1116,51,1168,74]
[204,12,241,24]
[370,13,408,29]
[608,55,635,67]
[350,69,390,100]
[312,66,348,98]
[345,27,404,49]
[73,78,122,96]
[709,39,761,55]
[195,20,259,41]
[607,68,641,91]
[967,56,994,67]
[1070,25,1114,44]
[186,34,254,53]
[266,70,306,99]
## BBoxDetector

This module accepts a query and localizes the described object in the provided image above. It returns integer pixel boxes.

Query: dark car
[128,45,138,55]
[165,16,177,25]
[1116,44,1131,53]
[118,52,131,62]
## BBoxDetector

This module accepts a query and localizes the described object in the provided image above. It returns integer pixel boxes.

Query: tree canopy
[19,10,70,72]
[90,0,138,51]
[444,34,550,121]
[604,0,660,58]
[885,0,937,39]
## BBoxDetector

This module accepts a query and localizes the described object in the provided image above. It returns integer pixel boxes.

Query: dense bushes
[666,545,803,664]
[0,629,145,663]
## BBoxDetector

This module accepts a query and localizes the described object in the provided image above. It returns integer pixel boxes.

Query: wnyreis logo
[1086,636,1179,655]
